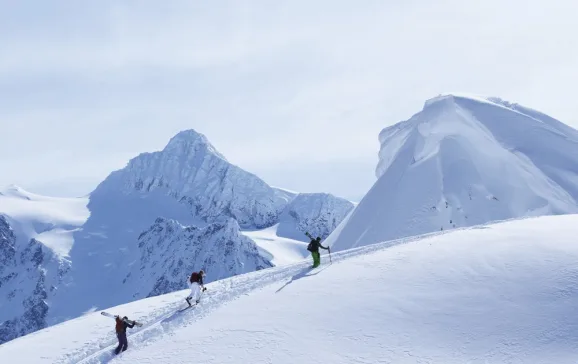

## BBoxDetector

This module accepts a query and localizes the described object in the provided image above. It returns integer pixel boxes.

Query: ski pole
[328,247,332,263]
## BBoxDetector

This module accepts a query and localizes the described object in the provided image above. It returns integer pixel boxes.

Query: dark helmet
[317,237,321,240]
[199,269,206,276]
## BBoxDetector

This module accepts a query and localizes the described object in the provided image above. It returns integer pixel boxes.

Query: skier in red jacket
[114,316,135,355]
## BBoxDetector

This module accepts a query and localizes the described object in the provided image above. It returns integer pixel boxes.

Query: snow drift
[328,94,578,252]
[2,215,578,363]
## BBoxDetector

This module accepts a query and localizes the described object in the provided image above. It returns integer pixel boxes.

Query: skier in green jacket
[305,232,330,268]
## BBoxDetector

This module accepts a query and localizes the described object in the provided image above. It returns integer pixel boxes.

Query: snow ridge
[330,94,578,252]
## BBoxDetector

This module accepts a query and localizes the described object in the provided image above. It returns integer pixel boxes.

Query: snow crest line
[56,226,463,364]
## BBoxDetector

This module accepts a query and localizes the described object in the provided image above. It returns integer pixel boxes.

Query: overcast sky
[1,0,577,201]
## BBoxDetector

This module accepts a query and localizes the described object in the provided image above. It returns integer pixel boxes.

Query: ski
[100,311,143,327]
[100,311,115,319]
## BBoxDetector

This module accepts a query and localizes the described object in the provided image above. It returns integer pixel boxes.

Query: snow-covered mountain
[327,94,578,252]
[2,215,578,363]
[49,129,352,320]
[0,129,353,344]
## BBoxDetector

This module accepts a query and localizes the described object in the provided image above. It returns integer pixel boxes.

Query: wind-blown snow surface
[2,215,578,363]
[328,94,578,252]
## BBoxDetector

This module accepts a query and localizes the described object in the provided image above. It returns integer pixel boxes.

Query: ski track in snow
[56,226,452,364]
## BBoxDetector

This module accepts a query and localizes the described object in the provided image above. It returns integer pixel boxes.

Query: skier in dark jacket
[114,316,135,355]
[306,232,330,268]
[185,269,206,306]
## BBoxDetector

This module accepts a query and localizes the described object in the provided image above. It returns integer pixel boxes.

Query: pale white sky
[1,0,577,201]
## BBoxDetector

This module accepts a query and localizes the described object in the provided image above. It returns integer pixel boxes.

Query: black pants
[115,331,128,354]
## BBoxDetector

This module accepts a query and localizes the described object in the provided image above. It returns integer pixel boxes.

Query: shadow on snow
[275,264,331,294]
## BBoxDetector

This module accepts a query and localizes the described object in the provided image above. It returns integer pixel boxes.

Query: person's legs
[114,333,123,354]
[312,252,320,268]
[120,332,128,352]
[186,282,201,304]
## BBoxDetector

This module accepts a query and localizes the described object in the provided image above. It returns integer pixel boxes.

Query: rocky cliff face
[123,217,272,299]
[0,216,69,344]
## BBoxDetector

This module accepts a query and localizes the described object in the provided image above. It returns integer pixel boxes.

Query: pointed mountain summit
[162,129,227,160]
[94,128,288,228]
[328,94,578,252]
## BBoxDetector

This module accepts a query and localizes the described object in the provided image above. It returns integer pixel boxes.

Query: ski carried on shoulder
[100,311,143,327]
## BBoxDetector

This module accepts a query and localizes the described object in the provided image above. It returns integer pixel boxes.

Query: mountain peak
[163,129,226,160]
[166,129,206,145]
[422,93,524,114]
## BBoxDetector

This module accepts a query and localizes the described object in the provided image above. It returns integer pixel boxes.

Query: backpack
[307,241,316,252]
[115,317,124,333]
[190,272,200,284]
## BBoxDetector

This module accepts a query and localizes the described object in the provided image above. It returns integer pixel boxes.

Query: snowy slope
[2,215,578,363]
[328,94,578,252]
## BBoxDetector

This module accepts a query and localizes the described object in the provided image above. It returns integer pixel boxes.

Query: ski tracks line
[58,261,313,364]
